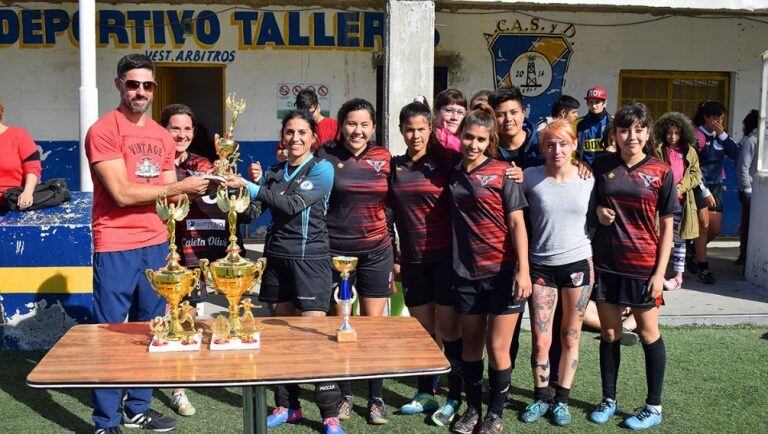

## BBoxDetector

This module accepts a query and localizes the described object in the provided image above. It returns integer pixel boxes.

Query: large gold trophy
[145,195,203,352]
[200,92,267,350]
[332,256,359,342]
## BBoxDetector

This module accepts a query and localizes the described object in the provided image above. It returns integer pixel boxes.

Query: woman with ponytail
[448,103,531,434]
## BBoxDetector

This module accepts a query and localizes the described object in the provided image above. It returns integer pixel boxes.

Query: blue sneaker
[399,393,439,415]
[322,417,345,434]
[430,399,459,427]
[520,400,549,423]
[266,406,302,428]
[551,402,572,426]
[589,398,617,424]
[624,405,662,430]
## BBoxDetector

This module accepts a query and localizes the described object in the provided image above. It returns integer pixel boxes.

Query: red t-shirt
[275,117,338,153]
[85,110,175,253]
[0,126,42,205]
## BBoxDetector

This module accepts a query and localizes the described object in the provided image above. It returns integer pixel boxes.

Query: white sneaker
[620,328,640,346]
[170,391,196,417]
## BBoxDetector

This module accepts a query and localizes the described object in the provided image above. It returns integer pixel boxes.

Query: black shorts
[452,267,526,315]
[591,271,664,309]
[530,258,594,289]
[401,262,454,307]
[331,248,394,298]
[694,184,723,212]
[259,256,333,312]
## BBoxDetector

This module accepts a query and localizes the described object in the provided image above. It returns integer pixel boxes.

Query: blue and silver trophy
[332,256,358,342]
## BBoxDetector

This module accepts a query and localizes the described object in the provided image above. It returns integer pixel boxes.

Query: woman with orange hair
[519,120,596,427]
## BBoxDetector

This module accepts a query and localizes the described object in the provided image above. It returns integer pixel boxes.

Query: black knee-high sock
[369,378,383,401]
[509,315,523,370]
[274,384,301,409]
[599,338,621,400]
[417,375,437,394]
[533,386,553,403]
[642,337,666,406]
[315,382,341,419]
[462,359,484,411]
[487,367,511,417]
[443,338,463,402]
[339,381,352,397]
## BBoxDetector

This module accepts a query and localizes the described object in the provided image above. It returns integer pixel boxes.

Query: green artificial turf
[1,326,766,433]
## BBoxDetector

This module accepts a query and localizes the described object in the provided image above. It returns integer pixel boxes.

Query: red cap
[585,87,607,100]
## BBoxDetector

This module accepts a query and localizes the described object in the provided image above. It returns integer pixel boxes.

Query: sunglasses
[121,79,157,92]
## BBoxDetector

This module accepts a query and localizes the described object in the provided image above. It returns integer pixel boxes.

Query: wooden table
[27,316,450,433]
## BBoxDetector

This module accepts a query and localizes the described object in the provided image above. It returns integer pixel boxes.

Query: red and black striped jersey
[390,150,460,264]
[175,153,232,266]
[593,153,680,279]
[317,142,392,255]
[449,157,528,279]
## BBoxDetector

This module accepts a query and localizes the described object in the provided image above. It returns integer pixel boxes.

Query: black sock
[487,367,511,417]
[274,384,301,409]
[697,261,709,271]
[642,337,666,406]
[417,375,437,395]
[368,378,383,401]
[462,359,484,411]
[443,338,463,402]
[599,338,621,400]
[339,380,352,398]
[554,384,571,404]
[314,382,341,419]
[509,315,523,370]
[533,386,553,403]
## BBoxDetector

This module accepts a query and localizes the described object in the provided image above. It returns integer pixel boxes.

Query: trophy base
[148,334,202,352]
[336,329,357,343]
[210,332,261,351]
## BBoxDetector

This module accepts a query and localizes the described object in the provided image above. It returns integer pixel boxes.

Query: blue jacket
[497,119,545,169]
[696,126,739,185]
[576,111,612,166]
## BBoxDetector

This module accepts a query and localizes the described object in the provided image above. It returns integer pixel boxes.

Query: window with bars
[618,70,730,121]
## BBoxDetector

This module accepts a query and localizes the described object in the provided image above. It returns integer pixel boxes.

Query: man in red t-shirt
[86,54,210,434]
[272,88,338,162]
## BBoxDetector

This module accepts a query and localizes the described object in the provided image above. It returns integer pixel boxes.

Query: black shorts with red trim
[530,258,594,289]
[400,262,454,307]
[591,271,664,309]
[452,267,526,315]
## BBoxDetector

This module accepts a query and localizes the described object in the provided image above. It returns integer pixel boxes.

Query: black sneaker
[367,397,389,425]
[122,408,177,432]
[685,256,698,274]
[697,269,716,284]
[478,412,503,434]
[452,406,480,434]
[95,428,122,434]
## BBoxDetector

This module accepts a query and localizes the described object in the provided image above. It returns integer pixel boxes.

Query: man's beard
[125,96,150,114]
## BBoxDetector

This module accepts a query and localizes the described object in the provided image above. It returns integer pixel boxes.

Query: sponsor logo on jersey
[186,219,227,230]
[300,180,314,190]
[476,174,497,186]
[423,161,436,172]
[366,159,386,172]
[638,172,660,187]
[570,272,584,286]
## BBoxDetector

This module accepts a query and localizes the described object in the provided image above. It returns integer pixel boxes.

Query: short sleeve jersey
[175,153,231,266]
[85,110,175,253]
[390,150,459,264]
[317,142,392,255]
[0,126,42,202]
[449,157,528,279]
[257,158,334,260]
[592,153,680,279]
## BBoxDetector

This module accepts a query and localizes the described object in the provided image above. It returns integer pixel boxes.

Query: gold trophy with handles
[200,94,267,350]
[332,256,359,342]
[145,195,203,352]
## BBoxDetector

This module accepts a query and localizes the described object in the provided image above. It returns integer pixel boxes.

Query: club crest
[476,174,497,186]
[423,161,436,172]
[570,272,584,287]
[366,159,386,172]
[300,180,313,190]
[638,172,660,187]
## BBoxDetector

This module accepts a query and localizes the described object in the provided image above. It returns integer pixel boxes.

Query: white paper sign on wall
[277,83,330,119]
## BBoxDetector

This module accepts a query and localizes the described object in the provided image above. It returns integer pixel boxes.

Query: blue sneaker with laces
[551,402,572,426]
[589,398,617,424]
[266,406,302,427]
[399,392,439,415]
[322,417,345,434]
[624,405,662,430]
[520,400,549,423]
[430,399,459,427]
